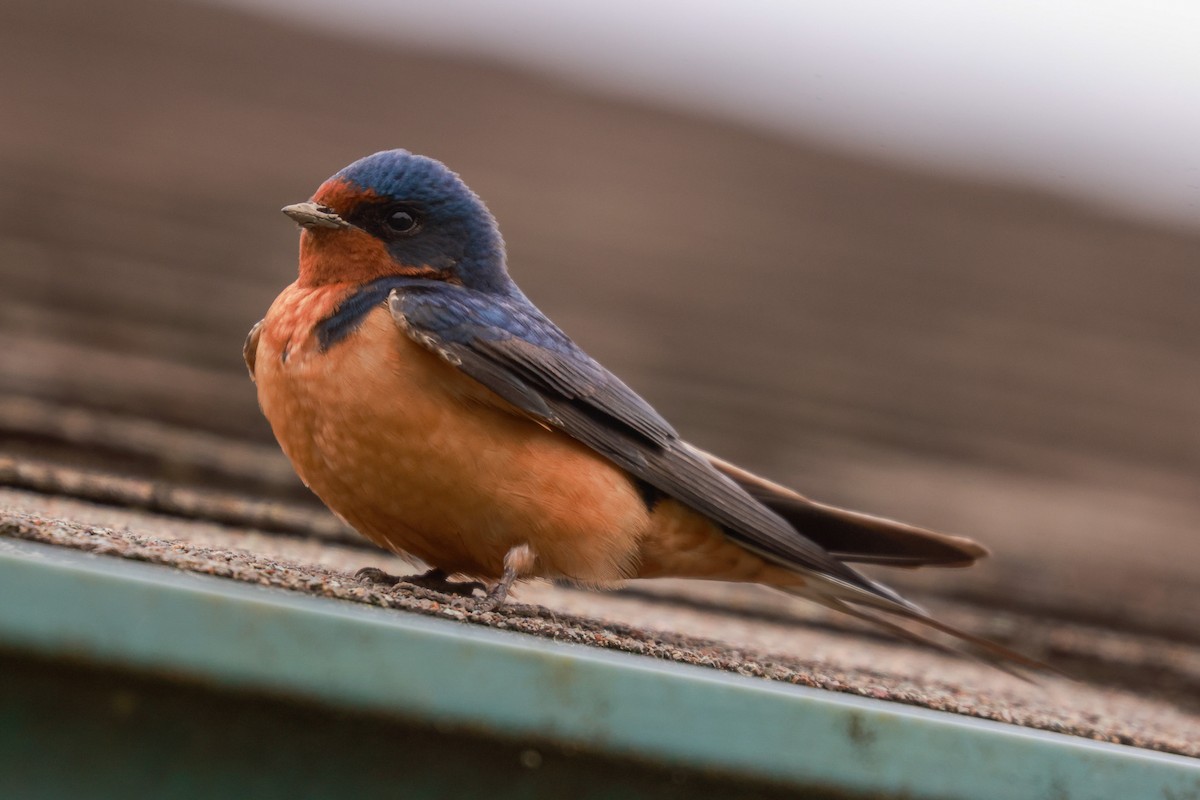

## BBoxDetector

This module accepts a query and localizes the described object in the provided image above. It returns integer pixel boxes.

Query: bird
[246,149,1036,669]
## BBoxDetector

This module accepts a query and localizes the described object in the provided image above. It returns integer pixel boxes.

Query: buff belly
[254,304,651,582]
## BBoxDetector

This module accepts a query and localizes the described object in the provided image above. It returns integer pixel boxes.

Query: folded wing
[388,284,1046,672]
[391,285,921,609]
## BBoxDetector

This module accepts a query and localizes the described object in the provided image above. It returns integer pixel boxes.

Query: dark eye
[384,207,420,235]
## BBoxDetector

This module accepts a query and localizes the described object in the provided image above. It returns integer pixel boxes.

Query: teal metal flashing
[0,537,1196,799]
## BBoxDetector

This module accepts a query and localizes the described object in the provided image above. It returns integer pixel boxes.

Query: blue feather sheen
[315,277,572,355]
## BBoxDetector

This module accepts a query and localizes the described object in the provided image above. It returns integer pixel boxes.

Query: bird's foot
[477,583,508,613]
[355,567,485,598]
[477,544,536,612]
[354,567,401,587]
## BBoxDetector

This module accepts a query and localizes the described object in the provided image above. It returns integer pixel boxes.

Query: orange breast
[253,289,651,582]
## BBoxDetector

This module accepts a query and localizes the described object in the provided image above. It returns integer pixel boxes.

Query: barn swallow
[246,149,1035,668]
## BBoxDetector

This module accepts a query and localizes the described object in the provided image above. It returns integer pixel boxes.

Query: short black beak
[281,202,351,230]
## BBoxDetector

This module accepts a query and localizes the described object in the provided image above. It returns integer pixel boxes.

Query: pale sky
[221,0,1200,228]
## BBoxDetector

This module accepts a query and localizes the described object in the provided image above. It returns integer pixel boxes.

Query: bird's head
[283,150,510,293]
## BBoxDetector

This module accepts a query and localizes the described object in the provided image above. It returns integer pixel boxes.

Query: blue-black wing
[388,284,909,604]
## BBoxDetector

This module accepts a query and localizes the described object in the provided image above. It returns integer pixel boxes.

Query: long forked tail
[777,578,1056,677]
[688,446,1052,674]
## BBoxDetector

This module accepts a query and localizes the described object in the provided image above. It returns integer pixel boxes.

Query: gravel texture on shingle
[2,503,1196,759]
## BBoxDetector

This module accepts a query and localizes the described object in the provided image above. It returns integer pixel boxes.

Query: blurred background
[2,0,1198,648]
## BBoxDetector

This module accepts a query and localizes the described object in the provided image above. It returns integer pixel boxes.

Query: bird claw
[476,545,528,612]
[355,567,485,598]
[354,567,400,586]
[477,587,506,613]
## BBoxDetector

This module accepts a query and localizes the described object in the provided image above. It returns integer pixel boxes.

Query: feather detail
[697,447,988,568]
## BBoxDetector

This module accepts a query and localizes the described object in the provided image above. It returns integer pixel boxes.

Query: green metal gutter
[0,538,1196,799]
